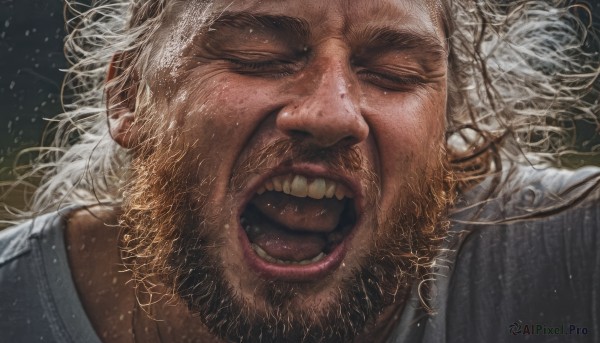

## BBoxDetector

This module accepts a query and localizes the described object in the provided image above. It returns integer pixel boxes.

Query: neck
[65,206,224,342]
[65,206,407,343]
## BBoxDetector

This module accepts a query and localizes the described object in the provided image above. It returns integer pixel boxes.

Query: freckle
[340,93,345,99]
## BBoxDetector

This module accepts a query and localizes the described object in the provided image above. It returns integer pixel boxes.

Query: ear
[106,53,141,149]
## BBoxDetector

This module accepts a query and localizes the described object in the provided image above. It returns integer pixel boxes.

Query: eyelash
[357,70,425,92]
[226,58,425,91]
[227,59,298,78]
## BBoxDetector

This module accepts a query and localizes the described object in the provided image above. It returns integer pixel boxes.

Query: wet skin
[69,0,449,341]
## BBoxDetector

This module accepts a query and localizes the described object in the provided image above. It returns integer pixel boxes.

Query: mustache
[231,138,378,194]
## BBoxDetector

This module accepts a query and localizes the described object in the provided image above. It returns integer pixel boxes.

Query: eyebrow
[352,26,448,61]
[206,11,310,43]
[200,10,447,66]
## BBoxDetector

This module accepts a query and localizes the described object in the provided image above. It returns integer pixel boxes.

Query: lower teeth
[251,244,326,265]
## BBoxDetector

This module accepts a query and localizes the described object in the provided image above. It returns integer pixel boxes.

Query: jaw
[220,217,378,316]
[121,142,453,343]
[217,175,368,313]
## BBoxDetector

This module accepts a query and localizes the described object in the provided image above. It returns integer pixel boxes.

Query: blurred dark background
[0,0,68,171]
[0,0,599,176]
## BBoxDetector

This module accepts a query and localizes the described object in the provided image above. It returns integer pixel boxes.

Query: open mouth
[238,173,359,281]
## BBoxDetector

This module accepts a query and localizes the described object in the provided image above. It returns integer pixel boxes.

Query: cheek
[366,90,446,177]
[171,78,246,149]
[162,71,283,202]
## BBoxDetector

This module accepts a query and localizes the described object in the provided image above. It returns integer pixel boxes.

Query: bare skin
[67,0,450,341]
[66,207,221,343]
[66,207,408,342]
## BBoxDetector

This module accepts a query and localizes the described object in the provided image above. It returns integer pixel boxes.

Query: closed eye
[226,58,302,78]
[357,69,426,92]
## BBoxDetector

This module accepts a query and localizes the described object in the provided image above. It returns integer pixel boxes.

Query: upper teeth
[256,174,353,200]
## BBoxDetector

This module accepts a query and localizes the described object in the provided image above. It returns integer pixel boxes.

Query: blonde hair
[2,0,599,221]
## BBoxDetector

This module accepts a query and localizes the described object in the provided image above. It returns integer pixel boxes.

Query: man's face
[123,0,451,341]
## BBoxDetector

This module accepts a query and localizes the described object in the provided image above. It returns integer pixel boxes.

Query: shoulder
[0,207,105,343]
[0,209,72,341]
[0,210,69,266]
[443,165,600,342]
[452,164,600,223]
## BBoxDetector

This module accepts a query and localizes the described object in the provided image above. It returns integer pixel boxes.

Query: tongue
[245,192,346,262]
[244,204,328,261]
[251,191,345,232]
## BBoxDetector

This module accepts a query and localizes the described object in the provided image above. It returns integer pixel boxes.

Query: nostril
[288,129,312,140]
[338,135,358,147]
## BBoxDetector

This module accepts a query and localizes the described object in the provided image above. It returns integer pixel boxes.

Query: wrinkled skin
[101,0,453,342]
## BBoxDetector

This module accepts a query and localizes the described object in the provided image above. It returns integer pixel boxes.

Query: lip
[238,227,349,282]
[235,163,365,282]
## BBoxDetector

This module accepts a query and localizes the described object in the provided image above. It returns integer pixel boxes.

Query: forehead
[168,0,444,41]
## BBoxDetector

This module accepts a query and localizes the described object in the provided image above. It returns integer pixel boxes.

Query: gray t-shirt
[1,165,599,342]
[0,207,102,343]
[390,165,600,342]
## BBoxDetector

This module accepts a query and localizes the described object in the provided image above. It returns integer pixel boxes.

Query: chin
[121,139,454,343]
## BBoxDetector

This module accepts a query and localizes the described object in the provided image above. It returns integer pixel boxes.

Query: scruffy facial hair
[122,135,455,342]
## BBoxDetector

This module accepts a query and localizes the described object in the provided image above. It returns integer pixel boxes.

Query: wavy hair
[1,0,599,222]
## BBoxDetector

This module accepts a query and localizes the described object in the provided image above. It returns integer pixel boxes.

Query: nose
[276,59,369,148]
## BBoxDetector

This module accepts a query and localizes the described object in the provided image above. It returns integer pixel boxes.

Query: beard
[121,136,455,343]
